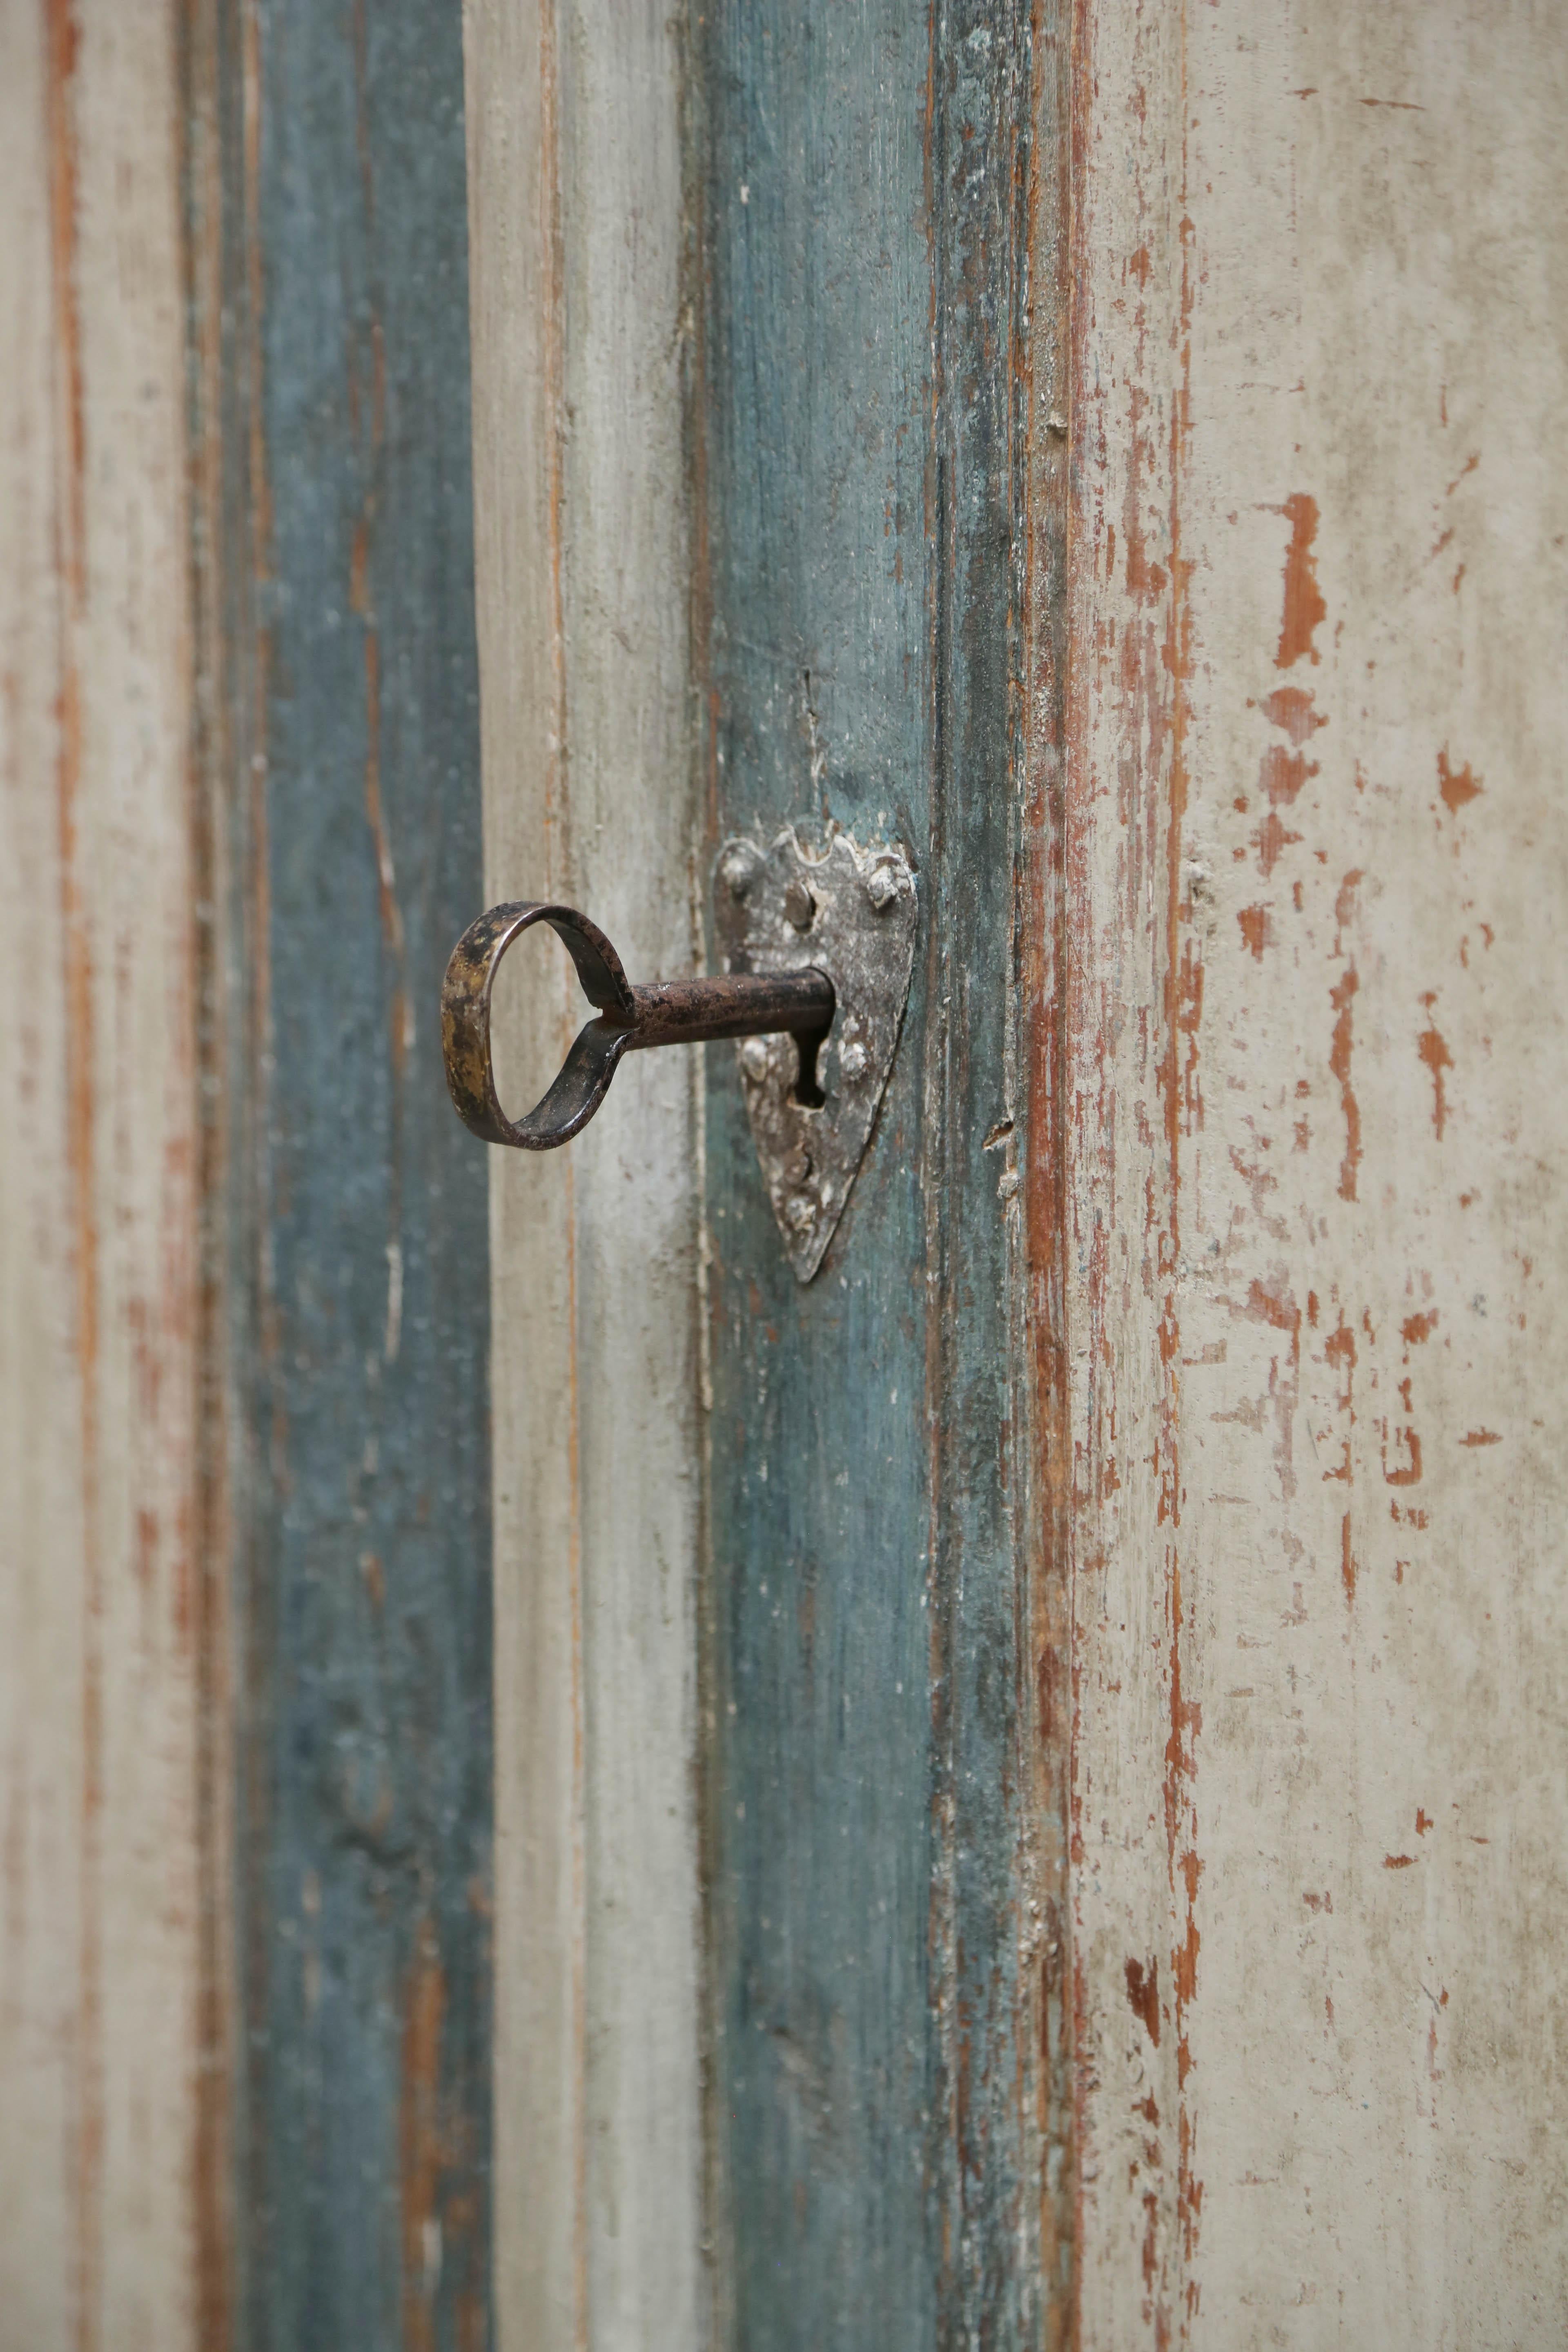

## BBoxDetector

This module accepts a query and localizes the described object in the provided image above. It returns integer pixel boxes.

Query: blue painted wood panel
[693,4,1061,2341]
[199,5,492,2345]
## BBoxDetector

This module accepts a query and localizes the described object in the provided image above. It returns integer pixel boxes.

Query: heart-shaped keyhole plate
[713,827,918,1282]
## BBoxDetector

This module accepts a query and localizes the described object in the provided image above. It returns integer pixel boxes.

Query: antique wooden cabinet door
[467,2,1568,2348]
[2,2,1564,2348]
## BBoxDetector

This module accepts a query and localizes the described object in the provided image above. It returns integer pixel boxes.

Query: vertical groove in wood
[0,4,209,2344]
[43,6,107,2329]
[463,3,703,2347]
[178,8,245,2345]
[1019,1,1077,2332]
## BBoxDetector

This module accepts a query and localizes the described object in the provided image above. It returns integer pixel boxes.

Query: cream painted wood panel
[1066,2,1568,2341]
[0,6,210,2348]
[462,4,704,2346]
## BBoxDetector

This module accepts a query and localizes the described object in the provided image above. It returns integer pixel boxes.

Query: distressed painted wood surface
[692,6,1066,2342]
[7,2,1561,2343]
[192,4,494,2344]
[1065,2,1568,2341]
[0,7,212,2345]
[461,2,704,2345]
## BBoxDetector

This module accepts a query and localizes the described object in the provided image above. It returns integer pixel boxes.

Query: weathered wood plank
[197,4,494,2344]
[0,6,211,2344]
[691,6,1065,2340]
[461,2,704,2345]
[1067,2,1568,2339]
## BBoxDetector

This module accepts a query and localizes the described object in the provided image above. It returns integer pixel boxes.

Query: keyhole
[791,1023,828,1109]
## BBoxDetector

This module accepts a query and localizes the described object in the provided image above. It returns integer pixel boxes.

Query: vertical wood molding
[210,4,494,2344]
[462,4,581,2337]
[1066,1,1568,2339]
[690,5,1069,2341]
[180,9,243,2343]
[463,2,704,2345]
[0,5,207,2344]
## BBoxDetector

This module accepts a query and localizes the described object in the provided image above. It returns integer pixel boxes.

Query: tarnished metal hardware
[715,829,918,1283]
[440,832,915,1281]
[441,900,835,1149]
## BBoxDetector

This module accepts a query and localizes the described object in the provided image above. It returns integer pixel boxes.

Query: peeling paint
[1067,2,1568,2340]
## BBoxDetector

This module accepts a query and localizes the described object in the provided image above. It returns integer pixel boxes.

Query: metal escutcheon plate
[714,827,917,1283]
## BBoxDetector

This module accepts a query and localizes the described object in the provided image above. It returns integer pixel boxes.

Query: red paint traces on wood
[1238,1273,1303,1504]
[1461,1429,1502,1448]
[1330,966,1361,1201]
[1254,808,1301,879]
[1417,1009,1453,1138]
[1323,1319,1356,1371]
[1341,1512,1356,1605]
[401,1918,448,2352]
[1140,2190,1160,2294]
[1173,1906,1200,2007]
[1402,1311,1439,1346]
[1176,938,1203,1133]
[1259,745,1316,806]
[1437,748,1483,815]
[1247,1274,1300,1341]
[46,11,109,2344]
[1333,868,1363,944]
[1323,1314,1356,1492]
[1383,1423,1423,1486]
[1361,96,1425,111]
[1178,2105,1202,2257]
[1417,1811,1433,1835]
[1125,1956,1161,2046]
[1302,1891,1333,1913]
[1237,906,1269,960]
[350,514,371,615]
[1274,494,1325,669]
[1257,685,1325,745]
[1446,450,1480,497]
[1384,1854,1417,1869]
[47,2,86,594]
[1120,386,1163,603]
[134,1505,160,1596]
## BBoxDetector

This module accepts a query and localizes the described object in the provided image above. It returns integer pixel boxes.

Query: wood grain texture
[691,5,1066,2341]
[1066,2,1568,2340]
[0,6,210,2345]
[462,2,704,2345]
[194,4,494,2345]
